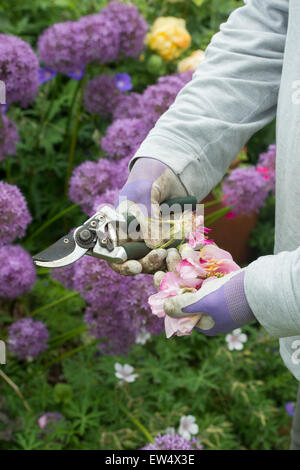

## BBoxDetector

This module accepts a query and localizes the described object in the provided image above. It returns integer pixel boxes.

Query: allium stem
[42,339,99,369]
[31,292,79,317]
[118,402,154,444]
[62,79,82,150]
[205,206,231,226]
[204,198,222,208]
[26,203,77,242]
[33,74,60,151]
[49,325,87,347]
[64,78,84,195]
[0,369,31,412]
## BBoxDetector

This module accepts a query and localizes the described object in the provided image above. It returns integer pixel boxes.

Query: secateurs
[32,196,198,268]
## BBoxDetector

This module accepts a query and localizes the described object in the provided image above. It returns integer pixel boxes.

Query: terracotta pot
[202,194,258,266]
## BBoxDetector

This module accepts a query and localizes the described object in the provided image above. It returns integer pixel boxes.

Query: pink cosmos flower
[148,243,240,338]
[175,259,205,288]
[148,272,182,318]
[188,219,212,249]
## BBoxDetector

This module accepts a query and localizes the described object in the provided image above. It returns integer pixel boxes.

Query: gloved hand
[163,269,256,335]
[110,157,188,276]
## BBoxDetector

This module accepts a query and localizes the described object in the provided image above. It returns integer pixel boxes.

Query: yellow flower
[146,17,191,61]
[177,49,206,73]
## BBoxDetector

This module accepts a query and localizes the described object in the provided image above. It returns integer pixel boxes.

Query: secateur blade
[32,231,88,268]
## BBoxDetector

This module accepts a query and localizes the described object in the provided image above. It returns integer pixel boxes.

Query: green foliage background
[0,0,293,451]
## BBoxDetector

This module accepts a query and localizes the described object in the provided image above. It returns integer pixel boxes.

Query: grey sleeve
[245,248,300,338]
[131,0,288,200]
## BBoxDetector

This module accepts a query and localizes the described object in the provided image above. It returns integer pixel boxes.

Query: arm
[131,0,288,200]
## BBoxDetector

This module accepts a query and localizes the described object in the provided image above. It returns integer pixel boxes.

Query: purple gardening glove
[163,269,256,336]
[109,157,187,276]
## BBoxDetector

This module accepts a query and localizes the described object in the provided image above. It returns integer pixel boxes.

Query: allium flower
[77,13,120,64]
[38,67,57,84]
[225,328,247,351]
[178,415,199,441]
[142,433,203,450]
[101,118,151,160]
[136,328,151,345]
[38,15,119,73]
[112,92,145,120]
[68,158,127,214]
[114,363,139,384]
[91,188,119,216]
[0,245,36,299]
[178,49,205,73]
[8,318,49,360]
[51,264,75,291]
[115,73,132,92]
[285,402,295,417]
[142,72,192,124]
[257,144,276,193]
[0,116,19,162]
[74,257,162,354]
[83,74,121,116]
[0,34,39,107]
[146,17,191,61]
[0,182,32,246]
[101,1,148,58]
[38,21,83,74]
[38,412,63,430]
[222,166,269,216]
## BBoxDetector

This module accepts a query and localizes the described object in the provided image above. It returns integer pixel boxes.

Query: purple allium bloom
[68,158,128,214]
[83,74,121,116]
[0,245,36,299]
[222,166,269,216]
[51,264,75,291]
[66,67,85,81]
[112,92,145,120]
[142,434,203,450]
[38,67,57,84]
[0,34,39,107]
[0,182,32,246]
[77,13,120,64]
[142,72,192,125]
[257,144,276,194]
[285,402,295,417]
[73,257,161,354]
[115,73,132,92]
[38,21,83,74]
[0,115,19,162]
[91,188,119,216]
[101,118,152,160]
[38,412,63,431]
[38,15,120,73]
[8,317,49,360]
[101,1,148,58]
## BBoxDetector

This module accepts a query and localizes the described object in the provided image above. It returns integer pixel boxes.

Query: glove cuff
[224,270,256,326]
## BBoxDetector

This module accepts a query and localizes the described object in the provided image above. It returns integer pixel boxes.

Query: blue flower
[66,67,85,81]
[38,67,57,84]
[115,73,132,92]
[0,103,9,114]
[285,402,295,416]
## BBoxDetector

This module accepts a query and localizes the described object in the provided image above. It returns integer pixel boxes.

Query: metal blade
[32,232,88,268]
